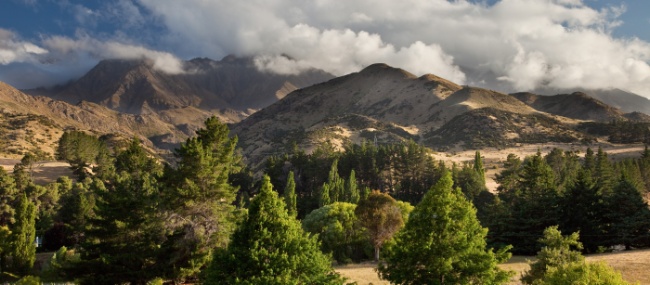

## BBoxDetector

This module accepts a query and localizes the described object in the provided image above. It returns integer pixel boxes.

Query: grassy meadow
[336,249,650,285]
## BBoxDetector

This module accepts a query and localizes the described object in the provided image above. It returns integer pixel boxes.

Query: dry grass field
[336,249,650,285]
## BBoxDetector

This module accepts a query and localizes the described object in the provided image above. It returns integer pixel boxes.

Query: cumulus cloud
[41,35,184,74]
[137,0,650,96]
[0,29,48,65]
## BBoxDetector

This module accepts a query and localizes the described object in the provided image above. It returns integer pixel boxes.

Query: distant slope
[511,92,625,122]
[232,63,582,166]
[533,88,650,115]
[28,56,333,116]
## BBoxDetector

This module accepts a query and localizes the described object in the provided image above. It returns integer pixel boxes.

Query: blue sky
[1,0,650,97]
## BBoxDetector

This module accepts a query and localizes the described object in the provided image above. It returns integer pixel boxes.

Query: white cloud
[41,35,184,74]
[0,28,48,65]
[136,0,650,96]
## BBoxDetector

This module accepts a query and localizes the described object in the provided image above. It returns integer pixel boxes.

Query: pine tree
[474,150,485,185]
[9,193,37,275]
[283,171,297,217]
[161,116,240,280]
[0,167,17,226]
[319,183,331,207]
[70,143,164,285]
[379,170,512,284]
[604,178,650,249]
[205,175,344,284]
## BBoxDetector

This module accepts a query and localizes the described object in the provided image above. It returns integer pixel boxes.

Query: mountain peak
[359,63,417,79]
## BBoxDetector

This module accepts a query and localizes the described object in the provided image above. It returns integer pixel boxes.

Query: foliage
[283,171,297,217]
[160,116,241,280]
[70,148,164,285]
[302,202,369,264]
[603,178,650,249]
[355,191,403,261]
[522,226,632,285]
[13,275,40,285]
[8,193,36,275]
[57,131,109,177]
[379,170,512,285]
[205,175,344,284]
[522,226,584,284]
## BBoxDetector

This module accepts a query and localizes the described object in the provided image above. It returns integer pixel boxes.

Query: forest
[1,116,649,284]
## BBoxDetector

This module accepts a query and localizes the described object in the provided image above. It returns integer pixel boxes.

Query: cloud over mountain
[1,0,650,97]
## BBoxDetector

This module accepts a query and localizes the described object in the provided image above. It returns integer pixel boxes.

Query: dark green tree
[70,143,164,285]
[559,170,605,253]
[345,169,360,204]
[0,168,17,226]
[205,176,344,284]
[603,178,650,249]
[379,170,512,285]
[161,116,240,280]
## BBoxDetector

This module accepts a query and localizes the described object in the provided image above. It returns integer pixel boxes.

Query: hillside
[28,56,333,116]
[231,63,592,166]
[511,92,626,122]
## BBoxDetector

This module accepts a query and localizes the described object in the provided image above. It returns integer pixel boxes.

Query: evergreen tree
[355,191,403,261]
[559,170,605,253]
[9,193,37,275]
[379,170,512,285]
[345,170,360,204]
[521,226,584,284]
[319,183,331,207]
[205,176,344,284]
[283,171,297,217]
[161,116,240,280]
[70,145,164,285]
[474,150,485,185]
[603,178,650,249]
[0,167,17,226]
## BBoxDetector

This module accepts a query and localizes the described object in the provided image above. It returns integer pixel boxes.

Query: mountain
[511,92,626,122]
[0,81,205,157]
[533,88,650,115]
[232,63,594,165]
[28,56,334,119]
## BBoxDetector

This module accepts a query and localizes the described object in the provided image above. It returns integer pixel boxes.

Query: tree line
[0,117,648,284]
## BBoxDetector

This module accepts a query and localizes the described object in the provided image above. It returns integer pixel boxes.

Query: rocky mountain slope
[28,56,333,117]
[232,64,648,166]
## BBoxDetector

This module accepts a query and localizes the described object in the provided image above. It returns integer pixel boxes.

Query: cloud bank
[2,0,650,97]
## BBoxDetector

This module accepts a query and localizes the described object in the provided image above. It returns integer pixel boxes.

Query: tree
[70,146,164,285]
[522,226,631,285]
[345,170,360,204]
[302,202,368,264]
[378,170,512,285]
[161,116,240,280]
[603,178,650,249]
[9,193,37,275]
[521,226,584,284]
[559,170,605,253]
[0,167,17,226]
[355,191,403,261]
[283,171,297,217]
[205,175,344,284]
[474,151,485,185]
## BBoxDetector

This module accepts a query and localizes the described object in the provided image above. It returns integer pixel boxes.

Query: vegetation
[522,226,632,285]
[378,170,512,284]
[1,115,650,284]
[205,176,344,284]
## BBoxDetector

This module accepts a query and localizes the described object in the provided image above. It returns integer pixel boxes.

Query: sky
[1,0,650,97]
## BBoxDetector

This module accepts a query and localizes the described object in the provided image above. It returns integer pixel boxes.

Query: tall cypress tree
[379,170,512,284]
[205,175,344,284]
[283,171,297,217]
[10,193,36,275]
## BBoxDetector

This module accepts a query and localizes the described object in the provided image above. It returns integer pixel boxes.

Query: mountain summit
[29,56,333,117]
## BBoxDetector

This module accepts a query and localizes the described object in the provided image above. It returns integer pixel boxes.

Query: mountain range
[1,57,649,164]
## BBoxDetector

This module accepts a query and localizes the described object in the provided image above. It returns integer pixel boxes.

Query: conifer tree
[521,226,584,284]
[205,175,344,284]
[0,167,17,226]
[319,183,331,207]
[9,193,37,275]
[379,170,512,284]
[283,171,297,217]
[474,150,485,185]
[345,170,360,204]
[162,116,240,280]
